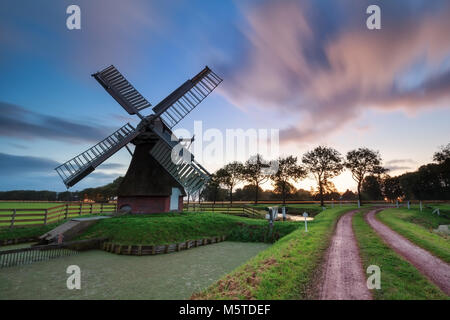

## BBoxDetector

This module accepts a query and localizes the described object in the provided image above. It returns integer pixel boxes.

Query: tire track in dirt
[319,209,372,300]
[366,209,450,296]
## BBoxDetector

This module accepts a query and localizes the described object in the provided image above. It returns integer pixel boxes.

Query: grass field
[352,210,448,300]
[377,208,450,263]
[0,201,116,228]
[76,212,300,245]
[192,206,357,299]
[0,202,64,210]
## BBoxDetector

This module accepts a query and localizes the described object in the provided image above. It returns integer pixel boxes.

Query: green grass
[76,212,300,245]
[0,202,63,210]
[192,206,356,300]
[0,221,66,241]
[377,208,450,263]
[352,211,448,300]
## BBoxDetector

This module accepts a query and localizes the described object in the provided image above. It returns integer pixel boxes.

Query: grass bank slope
[192,206,356,300]
[77,212,299,245]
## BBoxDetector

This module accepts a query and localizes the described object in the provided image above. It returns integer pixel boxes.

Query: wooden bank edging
[103,235,227,256]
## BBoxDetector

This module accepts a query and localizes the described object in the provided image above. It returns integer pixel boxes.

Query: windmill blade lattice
[92,65,152,115]
[55,123,139,187]
[150,139,209,194]
[152,67,222,129]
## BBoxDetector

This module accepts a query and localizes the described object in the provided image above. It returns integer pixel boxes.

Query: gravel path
[366,209,450,296]
[319,209,372,300]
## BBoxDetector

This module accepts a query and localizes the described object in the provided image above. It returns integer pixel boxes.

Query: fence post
[100,203,103,214]
[65,204,69,219]
[79,202,82,216]
[44,209,48,225]
[90,203,93,215]
[10,209,16,229]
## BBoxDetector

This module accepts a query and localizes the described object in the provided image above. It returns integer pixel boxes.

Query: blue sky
[1,0,449,192]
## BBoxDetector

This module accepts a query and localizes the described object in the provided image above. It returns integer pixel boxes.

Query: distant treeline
[0,177,123,202]
[1,144,448,203]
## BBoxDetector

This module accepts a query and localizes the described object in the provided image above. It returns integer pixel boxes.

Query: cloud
[385,159,415,165]
[97,163,126,170]
[216,0,450,144]
[0,102,115,143]
[0,152,58,176]
[0,152,122,191]
[385,165,413,172]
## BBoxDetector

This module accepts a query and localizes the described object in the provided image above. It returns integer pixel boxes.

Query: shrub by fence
[0,202,117,228]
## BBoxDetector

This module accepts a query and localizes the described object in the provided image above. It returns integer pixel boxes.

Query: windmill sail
[149,126,210,194]
[152,66,222,129]
[92,65,152,115]
[55,123,139,188]
[150,140,210,194]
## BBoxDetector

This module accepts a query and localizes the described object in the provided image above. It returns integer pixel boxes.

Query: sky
[0,0,449,193]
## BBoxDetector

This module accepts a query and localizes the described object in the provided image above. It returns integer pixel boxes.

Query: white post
[396,200,399,208]
[358,200,360,208]
[407,201,410,210]
[303,212,308,232]
[322,206,326,211]
[420,201,422,212]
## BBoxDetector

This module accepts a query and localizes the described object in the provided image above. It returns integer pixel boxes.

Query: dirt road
[319,210,372,300]
[366,209,450,296]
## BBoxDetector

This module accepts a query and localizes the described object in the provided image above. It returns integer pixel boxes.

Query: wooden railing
[183,203,265,218]
[0,203,117,229]
[0,238,107,268]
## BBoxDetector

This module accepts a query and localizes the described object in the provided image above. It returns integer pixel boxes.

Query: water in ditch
[0,241,269,299]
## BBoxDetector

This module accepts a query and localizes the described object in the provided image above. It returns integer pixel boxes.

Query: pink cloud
[218,1,450,144]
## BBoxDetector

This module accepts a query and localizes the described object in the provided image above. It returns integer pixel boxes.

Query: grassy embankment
[0,222,64,242]
[352,210,448,300]
[377,207,450,263]
[77,212,299,245]
[192,206,356,299]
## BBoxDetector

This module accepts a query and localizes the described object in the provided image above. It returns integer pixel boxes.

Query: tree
[215,162,244,204]
[345,148,386,205]
[383,175,404,202]
[341,189,358,200]
[361,175,384,200]
[273,180,295,202]
[302,146,344,206]
[200,174,226,203]
[241,154,272,204]
[433,143,450,164]
[270,156,306,205]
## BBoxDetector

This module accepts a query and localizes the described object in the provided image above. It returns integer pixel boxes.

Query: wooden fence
[0,238,106,268]
[183,203,265,218]
[0,202,117,229]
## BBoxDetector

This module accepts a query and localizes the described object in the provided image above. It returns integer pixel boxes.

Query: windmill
[55,65,222,213]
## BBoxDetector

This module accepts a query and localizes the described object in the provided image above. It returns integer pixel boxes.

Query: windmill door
[170,188,182,211]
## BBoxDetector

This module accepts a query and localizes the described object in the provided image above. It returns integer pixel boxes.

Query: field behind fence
[0,202,117,228]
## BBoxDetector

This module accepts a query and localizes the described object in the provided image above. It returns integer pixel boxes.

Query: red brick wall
[177,196,184,212]
[118,196,170,214]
